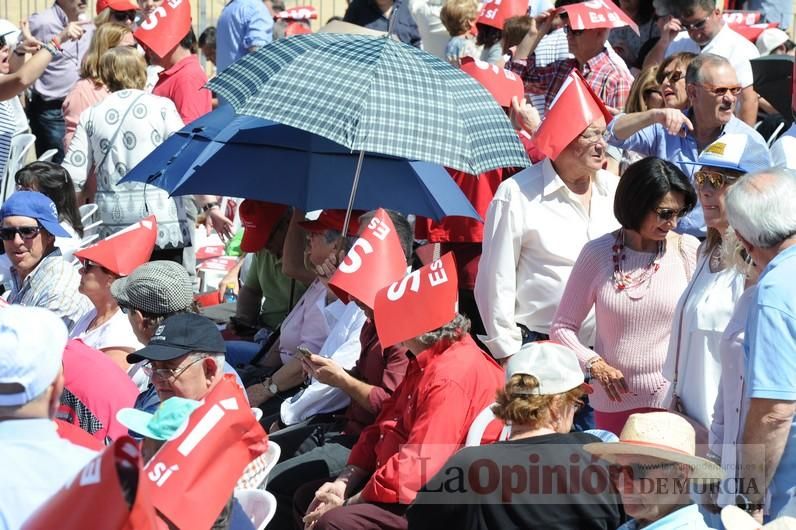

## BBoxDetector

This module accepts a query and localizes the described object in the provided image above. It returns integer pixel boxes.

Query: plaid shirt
[509,47,633,111]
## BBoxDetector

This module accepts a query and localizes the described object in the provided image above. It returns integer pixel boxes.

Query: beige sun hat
[721,506,796,530]
[583,411,724,482]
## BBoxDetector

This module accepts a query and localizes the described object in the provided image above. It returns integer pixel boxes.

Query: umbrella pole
[340,150,366,243]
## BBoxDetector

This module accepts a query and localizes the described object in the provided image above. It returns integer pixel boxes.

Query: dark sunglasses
[680,15,710,31]
[112,10,137,22]
[0,226,42,241]
[655,207,688,222]
[80,259,112,274]
[619,462,678,480]
[657,69,684,84]
[564,26,585,37]
[694,169,740,189]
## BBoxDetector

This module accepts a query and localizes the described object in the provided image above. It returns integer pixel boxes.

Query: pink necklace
[612,229,666,293]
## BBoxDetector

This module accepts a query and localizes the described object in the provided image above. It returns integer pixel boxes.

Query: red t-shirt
[153,54,212,124]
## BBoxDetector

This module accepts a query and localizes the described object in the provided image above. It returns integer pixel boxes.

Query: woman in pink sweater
[550,157,699,434]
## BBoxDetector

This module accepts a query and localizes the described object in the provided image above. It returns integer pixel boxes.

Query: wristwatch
[262,377,279,395]
[735,493,764,514]
[202,201,220,213]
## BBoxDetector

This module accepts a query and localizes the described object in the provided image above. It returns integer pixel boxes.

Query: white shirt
[771,122,796,169]
[70,307,145,352]
[278,279,332,366]
[408,0,448,60]
[666,24,759,88]
[280,301,366,426]
[474,158,620,359]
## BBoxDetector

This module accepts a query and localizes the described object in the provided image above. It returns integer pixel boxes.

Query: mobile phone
[297,345,314,359]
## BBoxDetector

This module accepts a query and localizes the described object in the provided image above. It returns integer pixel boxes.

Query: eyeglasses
[0,226,42,241]
[80,259,111,274]
[143,356,205,381]
[111,10,137,22]
[564,26,585,37]
[680,14,710,31]
[579,128,610,145]
[655,207,688,222]
[619,462,679,480]
[696,83,742,97]
[694,169,740,189]
[657,69,684,84]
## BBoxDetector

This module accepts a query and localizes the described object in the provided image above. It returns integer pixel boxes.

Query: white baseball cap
[756,28,790,55]
[694,133,772,174]
[505,341,592,395]
[0,19,21,49]
[0,306,67,406]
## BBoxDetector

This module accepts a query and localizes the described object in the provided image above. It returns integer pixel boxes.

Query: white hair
[195,352,226,377]
[725,168,796,248]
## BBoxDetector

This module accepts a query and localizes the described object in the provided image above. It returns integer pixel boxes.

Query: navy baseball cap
[127,313,226,363]
[0,191,70,237]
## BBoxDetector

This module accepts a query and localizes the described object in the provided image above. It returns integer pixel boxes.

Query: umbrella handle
[339,150,366,250]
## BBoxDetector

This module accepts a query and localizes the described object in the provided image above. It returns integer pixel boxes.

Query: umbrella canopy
[206,33,530,175]
[752,55,795,118]
[122,106,481,221]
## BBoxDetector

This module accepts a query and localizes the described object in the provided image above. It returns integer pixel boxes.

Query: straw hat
[721,506,796,530]
[583,412,724,481]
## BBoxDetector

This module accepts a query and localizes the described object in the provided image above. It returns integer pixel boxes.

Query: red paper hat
[328,208,407,308]
[285,21,313,36]
[461,58,524,108]
[96,0,138,14]
[23,436,162,530]
[145,375,268,529]
[239,200,289,253]
[532,69,614,160]
[374,252,458,347]
[477,0,528,30]
[277,5,318,20]
[73,216,157,276]
[134,0,192,59]
[558,0,639,34]
[300,209,363,236]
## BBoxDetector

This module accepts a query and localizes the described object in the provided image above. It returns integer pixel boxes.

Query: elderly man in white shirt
[475,102,620,362]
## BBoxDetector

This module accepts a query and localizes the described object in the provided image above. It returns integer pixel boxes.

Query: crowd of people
[0,0,796,528]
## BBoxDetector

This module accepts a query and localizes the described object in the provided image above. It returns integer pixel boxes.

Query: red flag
[558,0,639,34]
[145,376,267,529]
[477,0,528,29]
[328,208,407,308]
[134,0,192,59]
[460,58,524,108]
[23,437,161,530]
[532,69,614,161]
[373,252,458,347]
[73,216,157,276]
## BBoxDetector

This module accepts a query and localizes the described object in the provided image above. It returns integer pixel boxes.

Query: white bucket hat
[583,411,724,482]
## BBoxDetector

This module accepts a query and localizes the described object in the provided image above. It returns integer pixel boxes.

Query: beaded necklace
[612,229,666,294]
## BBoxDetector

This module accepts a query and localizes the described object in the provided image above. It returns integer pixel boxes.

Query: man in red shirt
[298,314,505,530]
[149,29,212,124]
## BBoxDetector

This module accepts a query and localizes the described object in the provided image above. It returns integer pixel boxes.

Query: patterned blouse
[62,89,190,250]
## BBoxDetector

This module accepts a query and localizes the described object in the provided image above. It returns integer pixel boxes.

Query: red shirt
[153,54,212,124]
[347,335,504,504]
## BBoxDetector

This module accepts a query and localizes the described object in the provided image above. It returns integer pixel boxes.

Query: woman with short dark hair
[551,157,699,434]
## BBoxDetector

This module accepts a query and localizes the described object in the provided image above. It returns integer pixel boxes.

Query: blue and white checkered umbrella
[207,33,530,175]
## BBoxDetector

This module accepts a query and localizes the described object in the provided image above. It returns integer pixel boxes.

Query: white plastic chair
[82,219,103,239]
[465,403,511,447]
[37,148,58,162]
[767,121,787,147]
[2,133,35,204]
[235,441,281,490]
[78,203,98,224]
[234,489,277,530]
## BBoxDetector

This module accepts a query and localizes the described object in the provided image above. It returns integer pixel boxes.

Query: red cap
[477,0,527,30]
[461,58,524,108]
[300,209,363,236]
[239,200,288,253]
[96,0,138,14]
[285,22,313,36]
[73,216,157,276]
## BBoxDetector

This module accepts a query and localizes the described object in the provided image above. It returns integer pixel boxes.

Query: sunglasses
[657,69,684,84]
[619,462,678,480]
[680,14,710,31]
[0,225,42,241]
[697,83,742,97]
[80,259,111,274]
[564,26,585,37]
[694,169,740,189]
[655,207,688,222]
[112,10,137,22]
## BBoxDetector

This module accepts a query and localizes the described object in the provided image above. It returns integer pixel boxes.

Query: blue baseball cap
[685,133,772,175]
[0,191,70,237]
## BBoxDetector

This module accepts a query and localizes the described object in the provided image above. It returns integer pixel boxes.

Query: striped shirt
[9,248,92,331]
[0,101,15,181]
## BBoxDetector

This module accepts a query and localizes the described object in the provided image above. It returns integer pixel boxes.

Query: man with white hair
[0,306,97,529]
[726,168,796,521]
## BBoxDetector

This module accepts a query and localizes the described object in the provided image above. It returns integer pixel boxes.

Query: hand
[205,207,235,241]
[590,359,630,402]
[657,15,682,45]
[57,21,87,42]
[217,270,239,297]
[315,249,345,286]
[653,108,693,137]
[17,20,42,54]
[303,354,347,388]
[509,96,540,134]
[532,9,557,37]
[304,481,346,528]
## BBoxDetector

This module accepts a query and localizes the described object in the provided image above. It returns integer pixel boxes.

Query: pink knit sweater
[550,231,699,413]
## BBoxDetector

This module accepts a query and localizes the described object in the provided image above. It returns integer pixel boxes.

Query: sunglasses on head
[112,9,137,22]
[564,25,585,37]
[694,169,739,189]
[655,207,688,222]
[0,225,42,241]
[697,83,742,97]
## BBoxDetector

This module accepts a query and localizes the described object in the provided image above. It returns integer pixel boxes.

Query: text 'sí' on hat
[583,411,725,482]
[126,312,225,363]
[133,0,192,59]
[239,200,289,253]
[73,216,157,276]
[110,260,194,315]
[300,209,362,236]
[0,191,70,237]
[117,396,202,440]
[0,306,67,407]
[96,0,139,13]
[505,341,593,395]
[460,58,524,109]
[373,251,459,347]
[532,69,614,161]
[558,0,639,34]
[691,133,771,175]
[477,0,528,29]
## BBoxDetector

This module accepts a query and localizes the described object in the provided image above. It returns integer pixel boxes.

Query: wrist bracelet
[202,201,220,213]
[41,42,59,57]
